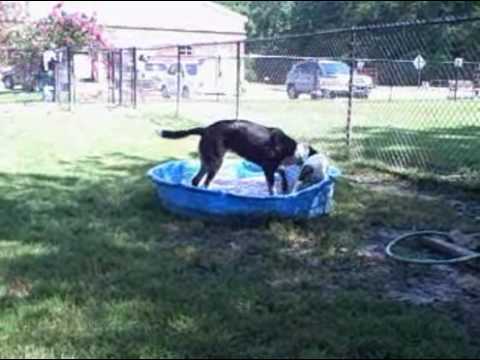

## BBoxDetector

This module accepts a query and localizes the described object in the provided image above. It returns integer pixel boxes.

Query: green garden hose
[385,230,480,265]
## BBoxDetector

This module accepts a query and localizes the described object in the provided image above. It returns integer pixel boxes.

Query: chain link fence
[0,46,138,108]
[1,17,479,186]
[348,18,480,183]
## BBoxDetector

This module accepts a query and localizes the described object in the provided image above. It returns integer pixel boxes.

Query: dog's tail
[157,127,205,139]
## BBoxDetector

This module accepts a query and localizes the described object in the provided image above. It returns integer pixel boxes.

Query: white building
[28,1,247,50]
[28,1,247,98]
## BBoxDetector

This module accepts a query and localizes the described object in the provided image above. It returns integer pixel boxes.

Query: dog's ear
[308,146,318,157]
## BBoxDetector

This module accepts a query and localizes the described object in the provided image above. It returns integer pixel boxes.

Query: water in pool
[206,165,301,197]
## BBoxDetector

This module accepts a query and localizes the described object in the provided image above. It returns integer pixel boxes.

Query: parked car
[160,62,201,99]
[286,60,373,99]
[139,61,201,99]
[1,62,49,92]
[138,62,168,92]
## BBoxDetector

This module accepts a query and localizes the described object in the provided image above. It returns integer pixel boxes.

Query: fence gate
[54,47,73,106]
[107,48,136,107]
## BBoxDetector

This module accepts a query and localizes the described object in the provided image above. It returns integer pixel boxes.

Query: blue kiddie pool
[147,160,341,221]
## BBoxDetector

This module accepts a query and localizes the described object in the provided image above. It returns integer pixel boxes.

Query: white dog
[293,153,330,192]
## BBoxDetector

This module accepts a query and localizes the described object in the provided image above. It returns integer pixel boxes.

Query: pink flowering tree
[35,2,109,49]
[0,1,27,44]
[8,2,109,50]
[0,1,28,63]
[7,2,110,79]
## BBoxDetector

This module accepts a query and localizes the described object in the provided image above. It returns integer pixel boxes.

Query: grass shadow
[0,153,478,358]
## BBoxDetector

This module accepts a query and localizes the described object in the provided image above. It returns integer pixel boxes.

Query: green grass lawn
[0,104,479,358]
[0,90,43,105]
[174,91,480,188]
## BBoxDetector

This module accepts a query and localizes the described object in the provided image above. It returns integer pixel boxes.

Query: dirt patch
[360,227,480,339]
[274,172,480,339]
[361,228,480,304]
[346,173,480,338]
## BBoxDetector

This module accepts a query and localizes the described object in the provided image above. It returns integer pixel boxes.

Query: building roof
[28,1,247,34]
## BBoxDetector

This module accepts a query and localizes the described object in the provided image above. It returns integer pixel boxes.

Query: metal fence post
[216,55,221,102]
[346,28,356,149]
[54,49,60,103]
[67,46,73,110]
[111,51,116,105]
[175,46,182,117]
[132,47,137,108]
[454,65,459,102]
[119,49,123,106]
[106,51,111,104]
[235,41,241,119]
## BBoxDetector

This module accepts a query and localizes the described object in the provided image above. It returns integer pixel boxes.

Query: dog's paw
[155,129,165,137]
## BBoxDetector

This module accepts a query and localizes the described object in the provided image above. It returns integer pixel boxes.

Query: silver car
[286,60,373,99]
[161,62,200,99]
[138,61,200,99]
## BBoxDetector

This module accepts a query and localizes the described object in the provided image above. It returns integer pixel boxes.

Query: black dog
[158,119,316,195]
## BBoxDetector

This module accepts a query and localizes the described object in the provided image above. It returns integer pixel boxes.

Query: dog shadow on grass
[0,153,300,357]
